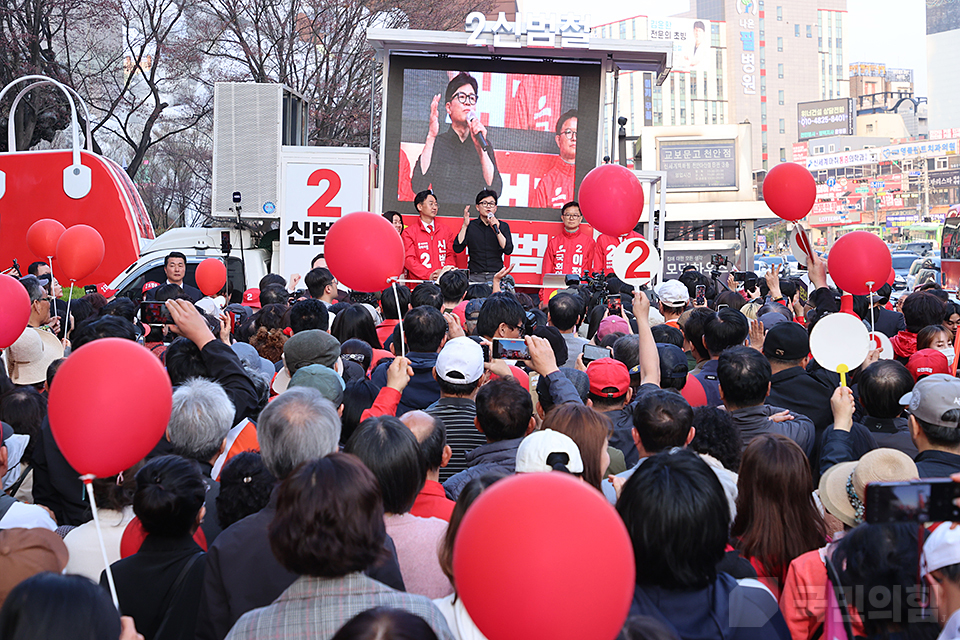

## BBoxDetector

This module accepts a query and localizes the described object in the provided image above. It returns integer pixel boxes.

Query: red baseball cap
[242,288,261,308]
[906,349,950,382]
[586,357,630,398]
[96,282,118,298]
[142,281,160,294]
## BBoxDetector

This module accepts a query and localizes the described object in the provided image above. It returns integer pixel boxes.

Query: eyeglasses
[561,212,582,219]
[478,201,497,208]
[452,92,478,105]
[559,129,577,140]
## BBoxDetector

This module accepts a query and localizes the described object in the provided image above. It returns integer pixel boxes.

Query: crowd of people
[3,232,960,640]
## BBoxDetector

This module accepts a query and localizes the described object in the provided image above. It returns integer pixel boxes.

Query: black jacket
[453,217,513,273]
[819,426,879,478]
[766,367,835,433]
[915,449,960,478]
[196,497,405,640]
[860,416,918,458]
[870,307,907,339]
[103,534,205,640]
[32,339,258,526]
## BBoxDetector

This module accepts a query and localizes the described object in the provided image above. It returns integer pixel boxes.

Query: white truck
[106,227,272,301]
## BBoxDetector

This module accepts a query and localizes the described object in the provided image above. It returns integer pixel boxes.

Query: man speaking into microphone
[411,72,503,205]
[454,190,514,281]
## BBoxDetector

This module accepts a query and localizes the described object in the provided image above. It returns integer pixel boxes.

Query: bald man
[401,411,455,521]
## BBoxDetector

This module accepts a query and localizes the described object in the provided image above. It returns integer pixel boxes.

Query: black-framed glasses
[559,129,577,140]
[478,201,497,208]
[452,92,478,105]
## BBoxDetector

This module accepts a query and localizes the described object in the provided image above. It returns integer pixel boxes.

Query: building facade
[926,0,960,131]
[598,0,847,172]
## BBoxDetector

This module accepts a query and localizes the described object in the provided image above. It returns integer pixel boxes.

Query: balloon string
[63,280,75,340]
[869,284,876,342]
[392,281,405,359]
[84,476,119,609]
[953,322,960,377]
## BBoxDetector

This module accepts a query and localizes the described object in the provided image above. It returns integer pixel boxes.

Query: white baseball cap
[435,337,484,385]
[656,280,690,307]
[515,429,584,474]
[922,522,960,577]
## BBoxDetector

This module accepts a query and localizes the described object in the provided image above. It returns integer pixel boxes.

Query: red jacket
[591,230,644,273]
[530,156,575,209]
[541,228,596,280]
[401,219,458,281]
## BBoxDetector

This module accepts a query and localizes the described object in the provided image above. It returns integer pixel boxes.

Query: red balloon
[886,267,896,287]
[828,231,893,295]
[453,473,635,640]
[578,164,645,236]
[56,224,104,282]
[26,219,66,259]
[763,163,817,221]
[324,212,404,292]
[195,258,227,297]
[49,338,171,478]
[0,274,31,349]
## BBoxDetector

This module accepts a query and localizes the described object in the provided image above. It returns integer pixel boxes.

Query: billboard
[657,138,738,190]
[797,98,855,142]
[849,62,886,77]
[646,17,712,73]
[383,57,602,219]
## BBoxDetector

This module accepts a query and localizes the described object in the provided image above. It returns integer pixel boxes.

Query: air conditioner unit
[212,83,308,219]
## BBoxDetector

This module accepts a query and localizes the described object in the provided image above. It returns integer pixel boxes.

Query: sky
[519,0,929,94]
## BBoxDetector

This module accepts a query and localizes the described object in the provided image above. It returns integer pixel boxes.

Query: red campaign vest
[401,220,457,281]
[592,231,644,273]
[542,228,596,278]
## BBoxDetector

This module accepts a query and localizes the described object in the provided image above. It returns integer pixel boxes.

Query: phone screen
[695,285,706,305]
[607,296,622,314]
[140,300,173,325]
[865,479,960,524]
[582,344,611,364]
[492,338,530,360]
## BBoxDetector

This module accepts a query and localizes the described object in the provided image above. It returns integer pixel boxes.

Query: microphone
[486,213,499,235]
[467,112,489,151]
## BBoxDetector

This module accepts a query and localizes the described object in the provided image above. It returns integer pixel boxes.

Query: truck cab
[107,227,270,302]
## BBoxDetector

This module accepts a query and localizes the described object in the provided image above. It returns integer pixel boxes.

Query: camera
[708,253,731,280]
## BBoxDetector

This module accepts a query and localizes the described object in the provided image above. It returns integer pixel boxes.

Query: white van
[106,227,271,301]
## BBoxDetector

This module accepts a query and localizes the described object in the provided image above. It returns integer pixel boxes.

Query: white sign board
[612,237,660,287]
[278,147,374,278]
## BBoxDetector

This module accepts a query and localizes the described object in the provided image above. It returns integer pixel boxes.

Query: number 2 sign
[278,148,374,277]
[611,237,660,286]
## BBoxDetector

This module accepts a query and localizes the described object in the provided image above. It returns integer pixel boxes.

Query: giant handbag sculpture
[0,75,155,285]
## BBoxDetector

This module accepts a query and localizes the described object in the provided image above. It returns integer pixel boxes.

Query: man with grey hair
[197,388,403,640]
[20,275,58,334]
[167,378,235,544]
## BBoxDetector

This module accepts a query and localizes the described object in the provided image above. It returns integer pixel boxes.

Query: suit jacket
[103,534,205,640]
[224,573,454,640]
[147,282,203,303]
[871,307,907,339]
[197,497,405,640]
